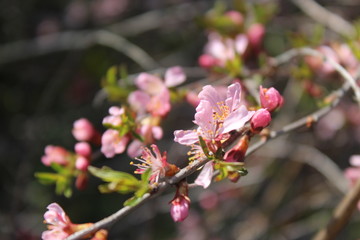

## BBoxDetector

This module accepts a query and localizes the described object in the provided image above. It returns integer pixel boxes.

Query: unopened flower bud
[247,23,265,52]
[225,11,244,26]
[259,86,284,112]
[75,172,88,190]
[198,54,219,68]
[251,109,271,132]
[224,135,249,163]
[75,142,91,157]
[75,156,90,171]
[90,229,108,240]
[72,118,94,142]
[170,181,190,222]
[170,196,190,222]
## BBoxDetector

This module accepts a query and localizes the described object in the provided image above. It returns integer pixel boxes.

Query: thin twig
[291,0,356,37]
[66,157,211,240]
[247,81,350,156]
[270,47,360,105]
[312,178,360,240]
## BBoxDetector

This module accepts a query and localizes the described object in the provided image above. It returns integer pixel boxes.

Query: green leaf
[35,172,60,185]
[89,166,139,182]
[198,136,211,158]
[50,162,71,175]
[106,66,118,85]
[141,169,151,183]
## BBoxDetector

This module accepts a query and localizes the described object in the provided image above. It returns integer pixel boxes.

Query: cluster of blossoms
[199,10,265,72]
[42,203,107,240]
[174,82,282,189]
[101,66,186,158]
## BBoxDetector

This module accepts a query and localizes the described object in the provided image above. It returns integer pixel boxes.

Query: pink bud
[41,145,69,166]
[72,118,94,142]
[224,135,249,163]
[75,172,88,190]
[251,109,271,132]
[198,54,219,68]
[75,156,90,171]
[170,196,190,222]
[259,86,284,112]
[75,142,91,157]
[225,11,244,26]
[247,23,265,52]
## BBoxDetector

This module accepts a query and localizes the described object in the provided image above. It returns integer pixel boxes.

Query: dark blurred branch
[0,1,210,69]
[312,178,360,240]
[0,30,159,70]
[291,0,356,37]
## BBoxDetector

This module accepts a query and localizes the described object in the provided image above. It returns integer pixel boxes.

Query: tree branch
[291,0,356,37]
[312,178,360,240]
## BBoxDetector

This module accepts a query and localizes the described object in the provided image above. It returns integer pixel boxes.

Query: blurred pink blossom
[74,142,91,157]
[101,129,129,158]
[72,118,95,142]
[41,146,70,166]
[42,203,72,240]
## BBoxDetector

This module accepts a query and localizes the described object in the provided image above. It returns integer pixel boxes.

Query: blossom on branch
[259,86,284,112]
[41,145,70,166]
[131,144,179,183]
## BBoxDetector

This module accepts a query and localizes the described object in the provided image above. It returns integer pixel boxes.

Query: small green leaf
[141,169,151,183]
[35,172,60,185]
[89,166,139,182]
[198,136,211,158]
[106,66,118,85]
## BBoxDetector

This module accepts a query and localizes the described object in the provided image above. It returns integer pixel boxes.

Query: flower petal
[164,66,186,87]
[174,130,198,145]
[195,161,214,189]
[222,106,254,133]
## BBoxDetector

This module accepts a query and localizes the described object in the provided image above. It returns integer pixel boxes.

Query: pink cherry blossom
[131,144,178,183]
[174,82,254,147]
[72,118,94,142]
[42,203,72,240]
[259,86,284,112]
[194,161,214,189]
[101,129,129,158]
[344,155,360,211]
[102,106,124,126]
[41,145,70,166]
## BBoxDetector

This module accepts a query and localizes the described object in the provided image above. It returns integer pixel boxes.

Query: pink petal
[195,161,214,189]
[198,85,223,112]
[152,126,163,140]
[127,90,150,114]
[164,66,186,87]
[350,155,360,167]
[135,73,165,95]
[174,130,199,145]
[222,106,254,133]
[225,82,242,111]
[127,140,144,158]
[234,34,248,55]
[147,88,171,117]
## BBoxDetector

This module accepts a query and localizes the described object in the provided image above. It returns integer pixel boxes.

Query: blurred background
[1,0,360,239]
